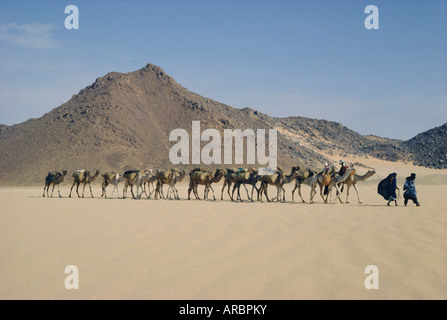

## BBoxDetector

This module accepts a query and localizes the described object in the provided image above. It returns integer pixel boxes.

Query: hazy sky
[0,0,445,140]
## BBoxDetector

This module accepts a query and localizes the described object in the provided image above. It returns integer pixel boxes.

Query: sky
[0,0,445,140]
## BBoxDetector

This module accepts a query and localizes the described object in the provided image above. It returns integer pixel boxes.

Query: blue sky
[0,0,445,140]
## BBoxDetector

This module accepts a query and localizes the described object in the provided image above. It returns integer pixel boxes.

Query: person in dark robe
[378,172,399,206]
[403,173,420,207]
[338,160,348,176]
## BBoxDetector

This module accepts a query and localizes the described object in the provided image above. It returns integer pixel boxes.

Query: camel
[221,168,256,201]
[336,169,376,203]
[258,167,300,202]
[43,170,68,198]
[188,168,225,200]
[291,168,318,203]
[232,169,259,202]
[142,169,157,198]
[69,170,100,198]
[154,169,186,200]
[317,166,354,204]
[122,170,152,199]
[101,172,123,199]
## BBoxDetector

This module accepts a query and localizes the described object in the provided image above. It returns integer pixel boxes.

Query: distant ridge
[0,63,444,186]
[403,123,447,169]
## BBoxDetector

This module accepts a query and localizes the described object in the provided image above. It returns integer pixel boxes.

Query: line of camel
[43,163,376,204]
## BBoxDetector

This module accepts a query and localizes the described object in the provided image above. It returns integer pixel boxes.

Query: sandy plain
[1,160,446,300]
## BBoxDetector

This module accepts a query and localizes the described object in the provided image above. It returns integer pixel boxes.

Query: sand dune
[1,163,446,300]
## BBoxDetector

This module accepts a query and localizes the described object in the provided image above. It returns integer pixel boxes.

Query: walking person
[378,172,399,206]
[403,173,420,207]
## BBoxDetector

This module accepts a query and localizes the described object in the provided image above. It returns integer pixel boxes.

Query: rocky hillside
[0,63,443,186]
[402,123,447,169]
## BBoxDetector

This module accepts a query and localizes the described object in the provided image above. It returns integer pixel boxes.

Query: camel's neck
[89,173,99,182]
[212,174,224,183]
[355,171,375,181]
[284,171,297,183]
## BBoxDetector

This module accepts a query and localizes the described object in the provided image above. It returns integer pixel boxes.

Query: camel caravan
[42,161,376,204]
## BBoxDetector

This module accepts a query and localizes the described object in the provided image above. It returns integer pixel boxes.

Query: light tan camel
[221,168,256,201]
[122,170,152,199]
[232,169,259,202]
[69,169,100,198]
[155,169,186,200]
[336,169,376,203]
[142,169,157,198]
[101,172,123,199]
[317,167,354,204]
[188,168,225,200]
[291,168,318,203]
[43,170,68,198]
[258,167,300,202]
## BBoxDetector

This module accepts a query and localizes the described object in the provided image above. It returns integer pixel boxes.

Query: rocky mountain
[402,123,447,169]
[0,63,444,186]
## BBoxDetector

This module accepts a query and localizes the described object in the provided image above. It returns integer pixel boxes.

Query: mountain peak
[142,63,166,74]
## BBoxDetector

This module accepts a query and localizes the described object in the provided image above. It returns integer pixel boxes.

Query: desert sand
[1,160,446,300]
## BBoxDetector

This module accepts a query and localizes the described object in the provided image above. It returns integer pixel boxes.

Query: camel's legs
[334,184,343,203]
[353,184,362,203]
[142,183,148,198]
[257,184,263,202]
[115,185,120,199]
[319,184,326,203]
[310,185,317,203]
[177,186,180,200]
[101,181,108,198]
[174,185,180,200]
[148,182,154,198]
[298,184,306,203]
[227,181,233,201]
[235,183,244,202]
[251,184,258,202]
[203,184,210,200]
[204,185,210,200]
[130,185,136,199]
[136,184,142,199]
[291,182,298,202]
[208,185,216,201]
[76,183,81,198]
[110,185,116,198]
[82,184,86,198]
[221,180,227,200]
[88,183,94,198]
[195,184,202,200]
[241,184,250,201]
[50,184,55,197]
[231,182,241,201]
[57,184,62,198]
[195,183,201,200]
[187,183,193,200]
[69,182,76,198]
[329,184,343,204]
[123,183,128,199]
[298,183,304,203]
[262,183,271,202]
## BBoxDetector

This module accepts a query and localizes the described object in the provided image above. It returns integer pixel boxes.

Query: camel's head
[94,170,100,176]
[292,166,300,173]
[62,170,68,176]
[214,169,225,177]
